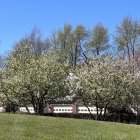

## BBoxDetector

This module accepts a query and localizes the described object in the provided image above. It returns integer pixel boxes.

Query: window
[65,109,67,111]
[62,109,64,111]
[59,109,61,111]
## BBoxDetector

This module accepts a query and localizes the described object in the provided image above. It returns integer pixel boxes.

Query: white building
[53,106,73,113]
[19,107,35,113]
[0,106,5,112]
[78,106,98,114]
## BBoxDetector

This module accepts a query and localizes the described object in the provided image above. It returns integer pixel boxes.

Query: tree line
[0,16,140,117]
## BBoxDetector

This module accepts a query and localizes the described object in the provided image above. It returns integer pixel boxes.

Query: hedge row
[43,113,140,124]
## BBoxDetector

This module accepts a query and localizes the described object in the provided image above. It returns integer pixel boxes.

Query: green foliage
[0,20,140,116]
[49,24,89,67]
[68,57,135,115]
[115,16,140,61]
[88,24,110,57]
[1,32,69,114]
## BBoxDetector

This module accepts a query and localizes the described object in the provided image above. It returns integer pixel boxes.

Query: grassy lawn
[0,113,140,140]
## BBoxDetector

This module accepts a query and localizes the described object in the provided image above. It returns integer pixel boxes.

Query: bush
[43,113,140,124]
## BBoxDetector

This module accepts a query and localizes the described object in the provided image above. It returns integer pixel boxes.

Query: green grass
[0,113,140,140]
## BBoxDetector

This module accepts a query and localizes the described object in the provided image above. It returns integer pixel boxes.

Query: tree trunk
[96,105,99,120]
[38,102,44,115]
[95,96,99,120]
[78,91,95,119]
[83,100,95,119]
[74,44,78,68]
[127,45,131,62]
[96,46,100,56]
[132,43,135,75]
[103,106,107,119]
[70,46,74,67]
[123,49,126,60]
[25,106,30,114]
[31,94,38,115]
[35,96,45,115]
[100,108,103,116]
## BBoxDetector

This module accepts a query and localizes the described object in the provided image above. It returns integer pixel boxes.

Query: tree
[68,57,135,119]
[72,25,89,67]
[88,24,109,57]
[56,24,73,65]
[0,56,8,109]
[49,24,89,68]
[115,17,140,63]
[132,71,140,114]
[2,31,69,115]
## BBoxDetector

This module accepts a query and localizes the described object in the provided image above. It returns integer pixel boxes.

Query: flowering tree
[68,58,135,118]
[1,33,69,115]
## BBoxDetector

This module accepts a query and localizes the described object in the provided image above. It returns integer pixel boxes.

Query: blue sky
[0,0,140,55]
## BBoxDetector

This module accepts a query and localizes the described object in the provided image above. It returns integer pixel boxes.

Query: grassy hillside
[0,113,140,140]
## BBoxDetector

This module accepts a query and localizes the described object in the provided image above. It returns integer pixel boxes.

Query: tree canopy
[0,17,140,116]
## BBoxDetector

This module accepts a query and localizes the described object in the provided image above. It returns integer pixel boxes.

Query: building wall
[53,106,73,113]
[78,106,97,114]
[72,103,78,113]
[0,107,5,112]
[78,106,105,114]
[18,104,105,114]
[19,107,35,113]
